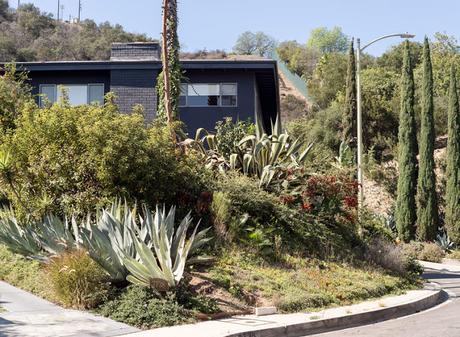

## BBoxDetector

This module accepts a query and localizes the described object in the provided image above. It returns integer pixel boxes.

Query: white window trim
[39,83,105,107]
[179,83,238,108]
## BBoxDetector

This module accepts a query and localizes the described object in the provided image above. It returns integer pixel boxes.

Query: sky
[8,0,460,55]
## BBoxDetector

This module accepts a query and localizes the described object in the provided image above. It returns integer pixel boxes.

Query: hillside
[0,2,151,62]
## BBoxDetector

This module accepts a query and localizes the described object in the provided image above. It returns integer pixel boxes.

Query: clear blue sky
[8,0,460,55]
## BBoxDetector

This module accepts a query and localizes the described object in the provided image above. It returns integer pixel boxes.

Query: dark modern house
[10,42,280,134]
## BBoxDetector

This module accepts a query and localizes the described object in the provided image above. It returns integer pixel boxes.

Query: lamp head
[400,33,416,39]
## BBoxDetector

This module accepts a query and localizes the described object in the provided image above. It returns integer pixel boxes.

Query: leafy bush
[2,100,208,217]
[213,173,357,258]
[46,249,110,309]
[97,286,191,329]
[214,117,254,158]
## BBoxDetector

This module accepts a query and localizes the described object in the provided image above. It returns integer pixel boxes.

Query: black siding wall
[179,69,256,134]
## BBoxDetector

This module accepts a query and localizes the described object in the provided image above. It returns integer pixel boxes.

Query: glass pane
[221,95,237,107]
[188,84,220,96]
[40,85,56,106]
[88,84,104,105]
[180,83,188,95]
[179,95,187,107]
[187,95,220,106]
[221,84,237,95]
[58,85,88,106]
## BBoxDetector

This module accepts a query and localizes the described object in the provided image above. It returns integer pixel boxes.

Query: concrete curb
[121,288,446,337]
[224,290,446,337]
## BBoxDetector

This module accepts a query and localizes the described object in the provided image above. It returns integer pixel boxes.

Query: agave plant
[0,207,43,258]
[33,214,79,255]
[185,117,313,188]
[436,229,456,252]
[80,200,138,282]
[123,205,211,291]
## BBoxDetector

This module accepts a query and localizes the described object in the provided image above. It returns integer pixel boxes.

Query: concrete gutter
[121,288,445,337]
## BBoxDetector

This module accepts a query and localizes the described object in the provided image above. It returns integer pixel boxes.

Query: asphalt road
[309,268,460,337]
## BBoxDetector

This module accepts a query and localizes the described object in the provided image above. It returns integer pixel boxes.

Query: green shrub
[213,173,359,258]
[214,117,254,157]
[46,249,110,309]
[2,100,208,217]
[0,245,54,300]
[275,292,336,313]
[98,286,191,329]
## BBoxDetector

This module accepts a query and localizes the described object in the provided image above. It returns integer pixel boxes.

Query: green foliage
[445,64,460,244]
[308,52,348,109]
[214,118,254,157]
[233,31,276,57]
[0,64,34,132]
[306,27,349,54]
[210,249,416,313]
[416,38,439,241]
[123,205,211,291]
[2,100,207,217]
[0,245,55,300]
[343,39,357,145]
[377,41,424,72]
[395,41,418,242]
[0,4,149,62]
[46,249,110,309]
[277,41,319,78]
[97,286,191,329]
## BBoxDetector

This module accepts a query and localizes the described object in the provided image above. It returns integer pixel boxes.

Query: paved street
[309,268,460,337]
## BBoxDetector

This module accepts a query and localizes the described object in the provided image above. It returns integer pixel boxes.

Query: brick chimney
[110,42,161,61]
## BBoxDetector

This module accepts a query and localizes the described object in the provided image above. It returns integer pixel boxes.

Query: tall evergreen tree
[342,38,357,147]
[445,64,460,244]
[395,41,418,242]
[158,0,181,124]
[416,37,439,241]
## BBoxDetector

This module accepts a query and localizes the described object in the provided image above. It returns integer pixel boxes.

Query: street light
[356,33,415,209]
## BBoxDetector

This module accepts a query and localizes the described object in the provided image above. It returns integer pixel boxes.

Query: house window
[179,83,237,107]
[39,84,105,107]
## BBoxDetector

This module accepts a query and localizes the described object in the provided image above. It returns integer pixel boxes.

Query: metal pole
[356,38,364,209]
[78,0,82,22]
[57,0,60,21]
[17,0,20,8]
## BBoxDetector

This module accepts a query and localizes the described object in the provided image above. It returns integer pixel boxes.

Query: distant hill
[0,1,152,62]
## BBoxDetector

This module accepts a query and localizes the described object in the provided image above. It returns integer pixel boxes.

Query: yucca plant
[123,205,211,291]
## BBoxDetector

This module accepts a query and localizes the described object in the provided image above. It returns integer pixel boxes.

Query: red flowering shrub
[280,173,359,227]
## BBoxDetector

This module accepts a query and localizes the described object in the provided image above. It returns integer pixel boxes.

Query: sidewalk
[0,281,139,337]
[119,288,444,337]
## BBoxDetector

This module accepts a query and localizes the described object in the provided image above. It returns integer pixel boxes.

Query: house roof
[9,59,278,72]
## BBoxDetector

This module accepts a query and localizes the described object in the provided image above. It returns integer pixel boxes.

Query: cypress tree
[416,37,439,241]
[343,39,357,147]
[445,64,460,244]
[395,41,418,242]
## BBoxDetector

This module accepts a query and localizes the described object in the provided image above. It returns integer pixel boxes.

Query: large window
[179,83,237,107]
[39,84,105,107]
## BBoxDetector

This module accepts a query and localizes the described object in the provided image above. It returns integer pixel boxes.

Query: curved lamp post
[356,33,415,209]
